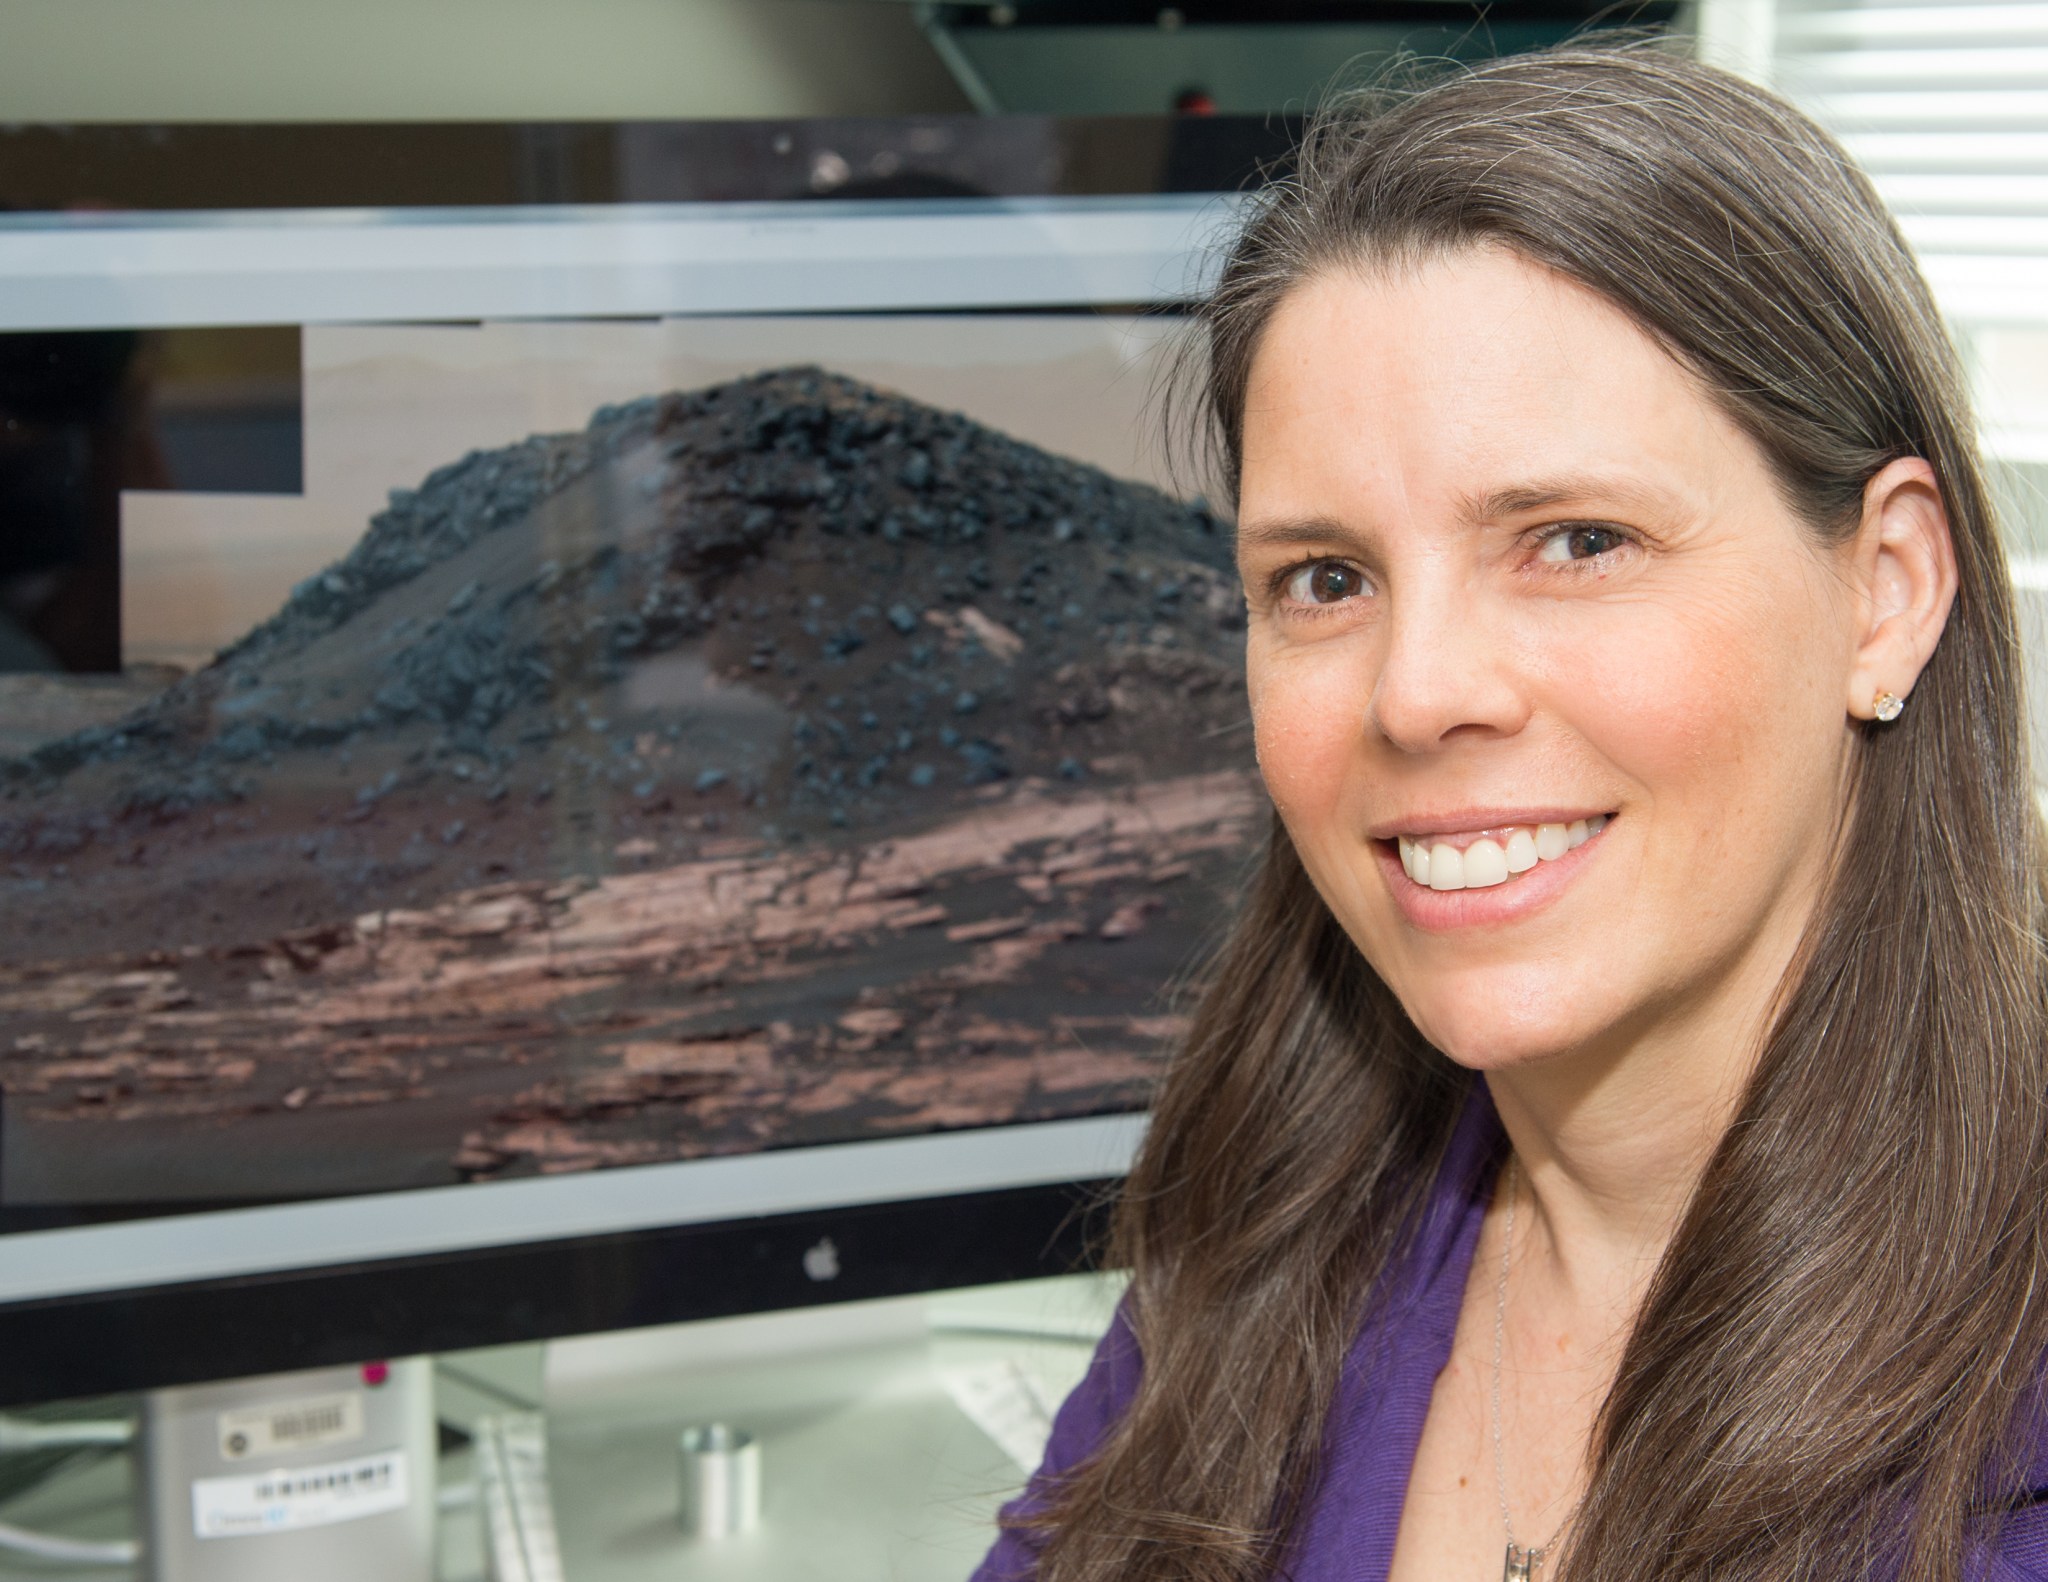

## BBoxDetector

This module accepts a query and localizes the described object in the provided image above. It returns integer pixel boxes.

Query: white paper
[191,1447,410,1539]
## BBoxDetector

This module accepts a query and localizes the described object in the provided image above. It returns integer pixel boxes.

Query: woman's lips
[1377,815,1614,930]
[1397,815,1608,890]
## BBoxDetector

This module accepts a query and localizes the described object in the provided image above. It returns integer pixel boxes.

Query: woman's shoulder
[1037,1296,1146,1468]
[968,1298,1145,1582]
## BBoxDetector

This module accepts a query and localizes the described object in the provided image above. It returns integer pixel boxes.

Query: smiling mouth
[1392,816,1611,892]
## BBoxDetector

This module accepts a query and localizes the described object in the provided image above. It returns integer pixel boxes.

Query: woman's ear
[1844,456,1958,722]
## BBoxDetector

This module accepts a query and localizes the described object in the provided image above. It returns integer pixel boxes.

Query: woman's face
[1236,249,1865,1072]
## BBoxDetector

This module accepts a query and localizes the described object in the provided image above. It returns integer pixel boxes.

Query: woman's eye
[1282,560,1366,605]
[1535,524,1628,564]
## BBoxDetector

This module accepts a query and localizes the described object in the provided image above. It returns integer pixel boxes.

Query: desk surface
[0,1275,1115,1581]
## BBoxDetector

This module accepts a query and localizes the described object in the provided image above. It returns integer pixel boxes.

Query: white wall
[0,0,968,121]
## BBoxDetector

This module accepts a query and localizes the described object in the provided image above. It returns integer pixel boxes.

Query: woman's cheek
[1247,649,1359,819]
[1588,580,1820,793]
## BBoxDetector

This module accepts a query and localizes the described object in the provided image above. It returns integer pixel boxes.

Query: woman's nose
[1366,582,1530,754]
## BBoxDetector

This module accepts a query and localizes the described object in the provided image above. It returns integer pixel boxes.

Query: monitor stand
[135,1357,435,1582]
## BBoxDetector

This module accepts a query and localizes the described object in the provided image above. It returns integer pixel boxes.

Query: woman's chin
[1401,995,1612,1075]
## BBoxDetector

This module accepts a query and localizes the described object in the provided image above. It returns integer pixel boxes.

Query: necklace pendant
[1503,1542,1545,1582]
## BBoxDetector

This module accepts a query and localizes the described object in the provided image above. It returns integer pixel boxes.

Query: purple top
[972,1089,2048,1581]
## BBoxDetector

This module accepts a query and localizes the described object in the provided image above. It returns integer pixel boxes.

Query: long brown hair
[1021,40,2048,1582]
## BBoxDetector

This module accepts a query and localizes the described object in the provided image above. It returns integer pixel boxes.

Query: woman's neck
[1477,876,1816,1310]
[1482,1001,1763,1312]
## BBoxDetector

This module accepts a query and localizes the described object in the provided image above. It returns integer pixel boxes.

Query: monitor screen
[0,122,1269,1402]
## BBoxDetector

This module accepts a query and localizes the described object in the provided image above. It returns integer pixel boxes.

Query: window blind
[1762,0,2048,549]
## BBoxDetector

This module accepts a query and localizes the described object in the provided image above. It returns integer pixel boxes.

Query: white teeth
[1396,816,1610,892]
[1462,839,1509,888]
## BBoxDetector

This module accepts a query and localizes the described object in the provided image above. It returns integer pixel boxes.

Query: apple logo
[802,1236,841,1283]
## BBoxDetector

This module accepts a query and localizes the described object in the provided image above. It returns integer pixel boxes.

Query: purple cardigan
[972,1090,2048,1581]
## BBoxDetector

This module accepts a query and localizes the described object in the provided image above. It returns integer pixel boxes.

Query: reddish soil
[0,370,1257,1204]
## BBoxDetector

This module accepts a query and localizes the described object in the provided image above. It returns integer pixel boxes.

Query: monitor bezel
[0,113,1275,1403]
[0,1179,1117,1409]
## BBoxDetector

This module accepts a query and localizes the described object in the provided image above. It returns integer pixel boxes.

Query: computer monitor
[0,115,1283,1408]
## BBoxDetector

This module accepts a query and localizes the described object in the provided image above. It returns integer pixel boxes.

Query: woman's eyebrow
[1234,515,1360,552]
[1460,473,1672,523]
[1235,477,1677,554]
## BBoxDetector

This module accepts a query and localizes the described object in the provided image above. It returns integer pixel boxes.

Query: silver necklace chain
[1491,1154,1558,1582]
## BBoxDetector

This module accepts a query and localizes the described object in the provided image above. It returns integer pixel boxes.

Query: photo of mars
[0,318,1259,1208]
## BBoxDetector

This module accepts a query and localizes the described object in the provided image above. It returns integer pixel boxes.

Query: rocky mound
[0,367,1251,963]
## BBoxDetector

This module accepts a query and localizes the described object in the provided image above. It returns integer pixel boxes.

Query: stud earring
[1873,690,1904,722]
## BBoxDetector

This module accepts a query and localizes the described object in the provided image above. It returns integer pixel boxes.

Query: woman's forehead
[1238,252,1747,521]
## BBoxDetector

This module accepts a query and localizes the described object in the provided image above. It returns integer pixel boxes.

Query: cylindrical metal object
[677,1423,760,1539]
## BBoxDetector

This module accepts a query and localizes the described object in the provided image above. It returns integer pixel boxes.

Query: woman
[972,39,2048,1582]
